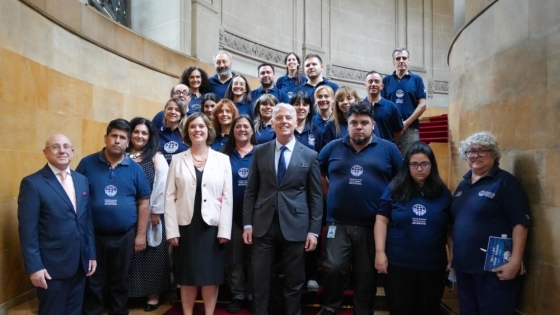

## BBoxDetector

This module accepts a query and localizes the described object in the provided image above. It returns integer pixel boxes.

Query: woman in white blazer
[164,112,233,315]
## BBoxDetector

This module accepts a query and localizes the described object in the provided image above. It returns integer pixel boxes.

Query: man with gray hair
[243,103,323,315]
[381,48,426,155]
[209,50,236,99]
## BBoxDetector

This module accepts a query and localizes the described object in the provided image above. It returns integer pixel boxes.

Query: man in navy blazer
[243,103,323,315]
[18,134,96,315]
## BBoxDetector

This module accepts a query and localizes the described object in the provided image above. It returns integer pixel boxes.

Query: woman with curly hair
[181,66,211,115]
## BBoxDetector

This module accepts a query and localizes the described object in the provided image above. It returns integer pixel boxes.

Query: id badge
[327,225,336,239]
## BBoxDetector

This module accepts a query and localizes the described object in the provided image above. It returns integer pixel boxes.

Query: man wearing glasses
[152,84,191,129]
[317,102,402,315]
[381,48,427,155]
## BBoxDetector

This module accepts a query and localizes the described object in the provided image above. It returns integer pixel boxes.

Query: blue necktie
[277,146,287,184]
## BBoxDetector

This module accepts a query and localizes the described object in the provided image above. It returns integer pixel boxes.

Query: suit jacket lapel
[72,170,87,215]
[42,166,75,212]
[266,141,279,187]
[183,151,197,180]
[279,141,305,187]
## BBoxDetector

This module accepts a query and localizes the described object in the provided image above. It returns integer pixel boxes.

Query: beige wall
[449,0,560,313]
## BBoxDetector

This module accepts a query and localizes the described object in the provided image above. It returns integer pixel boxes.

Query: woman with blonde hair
[321,86,360,149]
[312,85,334,152]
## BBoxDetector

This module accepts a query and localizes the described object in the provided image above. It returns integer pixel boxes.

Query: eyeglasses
[409,161,431,169]
[174,90,191,96]
[47,144,73,152]
[465,149,491,158]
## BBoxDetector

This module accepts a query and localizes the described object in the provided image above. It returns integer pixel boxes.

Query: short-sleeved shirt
[293,77,339,104]
[157,126,189,164]
[450,165,531,274]
[377,184,452,270]
[152,111,165,130]
[250,86,290,104]
[228,149,253,226]
[76,150,151,235]
[294,123,320,152]
[255,123,276,144]
[276,74,308,98]
[187,95,203,115]
[318,135,402,227]
[235,99,254,120]
[364,97,403,143]
[209,72,236,99]
[211,134,229,151]
[381,71,426,129]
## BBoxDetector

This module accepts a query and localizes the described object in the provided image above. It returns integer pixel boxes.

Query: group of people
[17,46,530,315]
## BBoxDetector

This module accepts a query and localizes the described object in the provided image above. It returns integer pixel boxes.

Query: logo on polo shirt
[164,141,179,153]
[350,165,363,177]
[238,168,249,179]
[478,190,495,199]
[308,134,316,147]
[412,204,427,216]
[105,185,117,197]
[190,104,201,112]
[454,191,462,197]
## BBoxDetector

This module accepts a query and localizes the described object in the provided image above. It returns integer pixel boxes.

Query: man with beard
[250,63,290,103]
[209,50,236,99]
[364,70,403,144]
[381,48,426,155]
[78,119,151,315]
[316,102,402,315]
[294,54,339,104]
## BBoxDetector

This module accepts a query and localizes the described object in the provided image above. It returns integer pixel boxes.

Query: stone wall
[449,0,560,313]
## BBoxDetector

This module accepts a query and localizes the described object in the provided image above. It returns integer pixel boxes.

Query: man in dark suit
[243,103,323,315]
[18,134,96,315]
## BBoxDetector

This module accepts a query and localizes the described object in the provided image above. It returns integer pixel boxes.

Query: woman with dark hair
[252,94,278,144]
[321,86,360,150]
[126,117,170,311]
[276,52,307,98]
[210,99,239,151]
[219,115,257,313]
[165,112,233,315]
[289,91,319,151]
[181,66,211,115]
[374,141,452,315]
[158,98,189,164]
[224,74,253,118]
[200,93,220,117]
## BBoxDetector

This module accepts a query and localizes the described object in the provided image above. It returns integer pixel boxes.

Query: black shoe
[144,303,159,312]
[227,299,243,314]
[316,308,336,315]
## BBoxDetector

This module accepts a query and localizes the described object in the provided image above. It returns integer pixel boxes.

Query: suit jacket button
[203,199,207,202]
[203,184,206,187]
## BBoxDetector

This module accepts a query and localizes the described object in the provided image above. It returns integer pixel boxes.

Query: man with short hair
[152,83,191,129]
[381,48,427,155]
[79,119,151,315]
[364,70,403,143]
[209,50,236,99]
[294,54,339,104]
[250,63,290,103]
[18,134,96,315]
[243,104,323,315]
[317,102,402,315]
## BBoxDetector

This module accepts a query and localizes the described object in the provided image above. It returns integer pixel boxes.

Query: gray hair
[392,47,410,59]
[459,131,502,162]
[272,103,296,119]
[213,50,233,61]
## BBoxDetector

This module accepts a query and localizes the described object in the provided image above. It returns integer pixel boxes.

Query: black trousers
[384,264,446,315]
[226,223,253,300]
[36,265,86,315]
[251,215,305,315]
[83,228,135,315]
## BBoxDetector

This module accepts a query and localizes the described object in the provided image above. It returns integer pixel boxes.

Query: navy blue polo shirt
[364,97,403,143]
[211,134,228,151]
[187,95,203,115]
[295,123,320,152]
[293,77,339,104]
[228,149,253,226]
[250,86,290,104]
[152,111,164,130]
[450,165,531,274]
[312,113,330,139]
[276,74,308,97]
[381,71,426,129]
[209,72,236,99]
[377,184,452,270]
[235,99,254,120]
[255,123,275,144]
[76,150,151,235]
[318,135,402,227]
[157,126,189,164]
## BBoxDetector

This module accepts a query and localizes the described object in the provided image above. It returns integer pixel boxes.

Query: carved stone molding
[219,29,285,64]
[329,65,369,82]
[427,80,449,98]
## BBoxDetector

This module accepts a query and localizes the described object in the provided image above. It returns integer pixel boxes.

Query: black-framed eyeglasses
[174,90,191,96]
[409,161,431,169]
[465,149,491,158]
